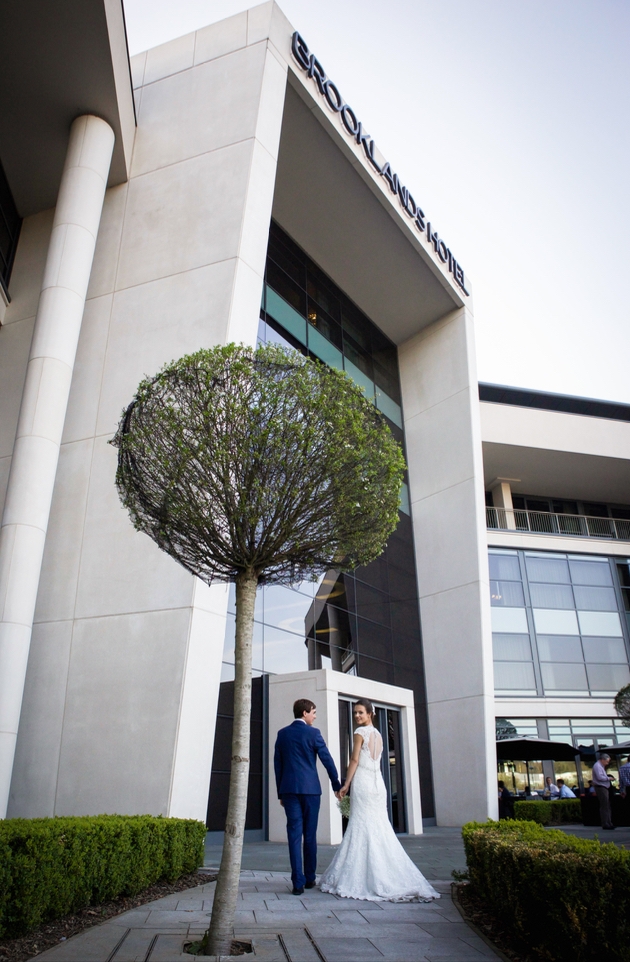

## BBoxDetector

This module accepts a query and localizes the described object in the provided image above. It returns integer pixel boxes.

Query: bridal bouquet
[337,794,350,819]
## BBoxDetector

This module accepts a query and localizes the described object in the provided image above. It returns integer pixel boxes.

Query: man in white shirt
[544,776,560,799]
[592,754,614,829]
[556,779,575,798]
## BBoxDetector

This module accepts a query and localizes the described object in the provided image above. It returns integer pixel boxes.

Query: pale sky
[123,0,630,404]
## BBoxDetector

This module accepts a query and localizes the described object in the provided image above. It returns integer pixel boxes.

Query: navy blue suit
[274,720,341,889]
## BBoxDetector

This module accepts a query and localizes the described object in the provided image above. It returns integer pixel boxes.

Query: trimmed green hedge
[514,799,582,825]
[0,815,206,938]
[462,820,630,961]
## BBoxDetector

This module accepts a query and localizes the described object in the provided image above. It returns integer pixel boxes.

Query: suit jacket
[274,720,341,796]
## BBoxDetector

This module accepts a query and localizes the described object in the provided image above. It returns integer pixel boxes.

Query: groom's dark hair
[293,698,316,718]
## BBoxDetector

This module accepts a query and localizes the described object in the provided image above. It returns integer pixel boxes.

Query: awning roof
[0,0,135,217]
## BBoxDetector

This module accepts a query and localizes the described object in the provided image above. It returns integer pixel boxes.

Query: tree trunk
[206,571,258,957]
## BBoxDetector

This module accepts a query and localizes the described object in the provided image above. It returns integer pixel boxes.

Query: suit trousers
[595,784,613,828]
[281,793,320,889]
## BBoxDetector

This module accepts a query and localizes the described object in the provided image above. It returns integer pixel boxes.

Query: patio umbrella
[496,737,582,761]
[596,740,630,756]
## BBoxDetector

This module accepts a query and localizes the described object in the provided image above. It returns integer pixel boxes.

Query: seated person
[556,778,575,798]
[544,776,560,799]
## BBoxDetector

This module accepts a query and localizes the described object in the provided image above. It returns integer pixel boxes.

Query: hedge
[462,820,630,961]
[0,815,206,938]
[513,799,582,825]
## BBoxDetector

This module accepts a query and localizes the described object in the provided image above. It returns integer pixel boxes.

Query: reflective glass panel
[533,608,579,635]
[490,581,525,606]
[491,607,529,633]
[537,635,583,662]
[262,584,313,634]
[529,583,574,609]
[582,637,628,663]
[492,633,532,660]
[541,663,589,691]
[493,662,536,690]
[569,559,613,586]
[573,586,617,611]
[587,664,630,692]
[577,610,623,637]
[525,555,570,583]
[263,624,309,674]
[489,552,521,581]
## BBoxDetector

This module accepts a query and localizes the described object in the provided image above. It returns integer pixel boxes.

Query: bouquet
[337,794,350,819]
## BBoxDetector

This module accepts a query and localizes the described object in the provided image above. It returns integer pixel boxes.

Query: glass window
[266,262,307,317]
[493,662,536,691]
[308,324,344,369]
[263,624,309,674]
[587,664,630,693]
[569,558,613,586]
[344,357,375,398]
[537,635,583,662]
[491,607,529,633]
[262,584,313,634]
[577,610,623,637]
[489,552,521,581]
[375,390,403,429]
[492,633,532,660]
[490,581,525,606]
[582,637,628,664]
[529,583,574,609]
[541,663,589,691]
[573,585,617,611]
[525,554,570,583]
[265,287,307,345]
[533,608,579,635]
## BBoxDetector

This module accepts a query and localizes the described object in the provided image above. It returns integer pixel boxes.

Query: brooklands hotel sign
[291,32,469,296]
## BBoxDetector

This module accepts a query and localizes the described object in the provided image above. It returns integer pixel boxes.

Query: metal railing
[486,506,630,541]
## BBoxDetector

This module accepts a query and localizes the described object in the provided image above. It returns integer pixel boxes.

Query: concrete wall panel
[400,308,497,825]
[54,607,192,816]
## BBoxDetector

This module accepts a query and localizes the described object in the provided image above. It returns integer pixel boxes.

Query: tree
[111,343,405,956]
[615,684,630,728]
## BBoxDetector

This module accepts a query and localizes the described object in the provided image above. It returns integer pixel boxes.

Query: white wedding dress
[320,725,440,902]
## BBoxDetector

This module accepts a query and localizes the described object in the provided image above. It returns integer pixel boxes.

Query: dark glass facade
[207,222,434,828]
[0,160,21,294]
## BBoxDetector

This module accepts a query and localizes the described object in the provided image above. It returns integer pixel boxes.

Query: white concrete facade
[2,1,628,830]
[2,4,291,820]
[0,114,115,818]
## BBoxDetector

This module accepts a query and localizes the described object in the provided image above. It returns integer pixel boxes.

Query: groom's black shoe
[304,881,316,889]
[291,887,304,895]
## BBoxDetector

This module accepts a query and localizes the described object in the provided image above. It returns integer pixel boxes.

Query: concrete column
[0,115,115,817]
[491,480,518,530]
[399,307,497,825]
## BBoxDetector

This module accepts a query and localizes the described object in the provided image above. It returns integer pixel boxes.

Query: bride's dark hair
[355,698,375,721]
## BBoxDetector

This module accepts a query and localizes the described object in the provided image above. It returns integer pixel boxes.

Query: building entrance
[338,698,407,833]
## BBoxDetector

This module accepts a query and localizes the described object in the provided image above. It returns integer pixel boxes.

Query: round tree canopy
[615,683,630,728]
[111,343,406,586]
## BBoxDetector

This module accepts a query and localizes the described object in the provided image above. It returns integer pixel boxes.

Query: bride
[320,699,439,902]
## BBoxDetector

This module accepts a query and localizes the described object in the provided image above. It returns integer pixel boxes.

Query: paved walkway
[33,829,497,962]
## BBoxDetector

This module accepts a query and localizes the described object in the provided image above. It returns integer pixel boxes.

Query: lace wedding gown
[320,725,440,902]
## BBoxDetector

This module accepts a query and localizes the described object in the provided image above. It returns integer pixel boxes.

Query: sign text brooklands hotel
[291,32,469,296]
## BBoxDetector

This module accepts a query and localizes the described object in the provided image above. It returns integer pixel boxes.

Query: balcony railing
[487,506,630,541]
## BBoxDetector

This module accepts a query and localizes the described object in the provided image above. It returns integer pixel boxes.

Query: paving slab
[29,827,502,962]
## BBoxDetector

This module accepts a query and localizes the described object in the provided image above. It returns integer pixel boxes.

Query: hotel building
[1,0,629,836]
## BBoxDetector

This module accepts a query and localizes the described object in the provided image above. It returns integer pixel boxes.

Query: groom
[274,698,341,895]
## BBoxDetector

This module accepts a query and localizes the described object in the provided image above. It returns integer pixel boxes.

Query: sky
[123,0,630,403]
